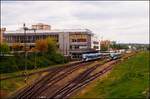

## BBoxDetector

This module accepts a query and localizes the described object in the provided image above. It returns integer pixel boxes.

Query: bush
[0,38,68,73]
[0,51,68,73]
[49,52,65,64]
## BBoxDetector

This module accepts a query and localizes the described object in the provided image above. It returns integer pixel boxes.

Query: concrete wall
[91,36,100,51]
[58,32,70,56]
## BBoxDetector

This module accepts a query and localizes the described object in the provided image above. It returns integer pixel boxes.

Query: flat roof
[4,29,93,35]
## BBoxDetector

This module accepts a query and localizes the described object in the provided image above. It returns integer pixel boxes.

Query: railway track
[13,61,93,98]
[13,53,135,98]
[13,62,82,97]
[13,59,114,98]
[48,60,114,98]
[15,67,64,98]
[26,61,93,98]
[49,53,135,98]
[51,62,116,99]
[32,59,110,98]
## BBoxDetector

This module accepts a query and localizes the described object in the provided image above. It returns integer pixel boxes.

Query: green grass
[74,51,149,98]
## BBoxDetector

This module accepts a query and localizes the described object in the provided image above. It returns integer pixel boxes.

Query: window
[79,45,87,49]
[94,46,99,49]
[70,45,72,49]
[93,41,99,44]
[75,45,79,49]
[72,39,77,42]
[77,39,86,42]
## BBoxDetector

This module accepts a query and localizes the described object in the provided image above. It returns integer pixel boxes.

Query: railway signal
[23,23,37,84]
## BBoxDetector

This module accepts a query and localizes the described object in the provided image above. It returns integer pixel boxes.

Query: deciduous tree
[46,37,57,53]
[35,39,48,52]
[0,43,10,56]
[12,43,22,51]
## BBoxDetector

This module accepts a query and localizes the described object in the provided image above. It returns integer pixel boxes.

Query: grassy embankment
[73,51,149,98]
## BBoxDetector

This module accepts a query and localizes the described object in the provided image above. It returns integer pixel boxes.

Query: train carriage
[82,53,102,61]
[82,52,122,62]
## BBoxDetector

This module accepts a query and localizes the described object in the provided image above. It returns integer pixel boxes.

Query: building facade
[91,36,100,51]
[0,28,6,44]
[4,24,100,59]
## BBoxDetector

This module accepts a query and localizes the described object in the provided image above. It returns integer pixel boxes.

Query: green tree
[35,37,58,54]
[0,43,10,56]
[46,37,57,53]
[100,44,108,51]
[110,44,129,50]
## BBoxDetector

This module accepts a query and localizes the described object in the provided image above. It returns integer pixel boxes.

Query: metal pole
[34,29,37,69]
[23,24,38,83]
[63,33,64,55]
[23,23,27,83]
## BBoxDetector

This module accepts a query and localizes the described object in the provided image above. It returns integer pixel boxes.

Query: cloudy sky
[1,1,149,44]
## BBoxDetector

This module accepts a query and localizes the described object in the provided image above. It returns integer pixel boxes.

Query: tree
[46,37,57,53]
[110,44,129,50]
[0,43,10,56]
[100,44,108,51]
[35,37,57,53]
[35,39,48,52]
[12,43,22,51]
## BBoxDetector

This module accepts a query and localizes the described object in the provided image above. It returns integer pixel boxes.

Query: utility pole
[34,29,37,69]
[23,23,28,84]
[63,33,65,55]
[23,23,37,84]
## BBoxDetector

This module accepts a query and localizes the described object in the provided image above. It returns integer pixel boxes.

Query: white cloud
[1,1,149,44]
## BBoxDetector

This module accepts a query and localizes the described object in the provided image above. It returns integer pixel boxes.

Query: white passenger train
[82,53,102,61]
[82,52,122,62]
[109,52,121,60]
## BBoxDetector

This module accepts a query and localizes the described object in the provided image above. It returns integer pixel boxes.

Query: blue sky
[1,1,149,44]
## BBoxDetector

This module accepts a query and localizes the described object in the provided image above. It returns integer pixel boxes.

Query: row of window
[70,45,88,50]
[71,39,87,42]
[69,34,89,39]
[5,35,59,43]
[71,53,82,59]
[93,46,99,49]
[93,41,99,44]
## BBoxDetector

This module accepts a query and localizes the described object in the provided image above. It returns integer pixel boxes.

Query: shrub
[0,38,67,73]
